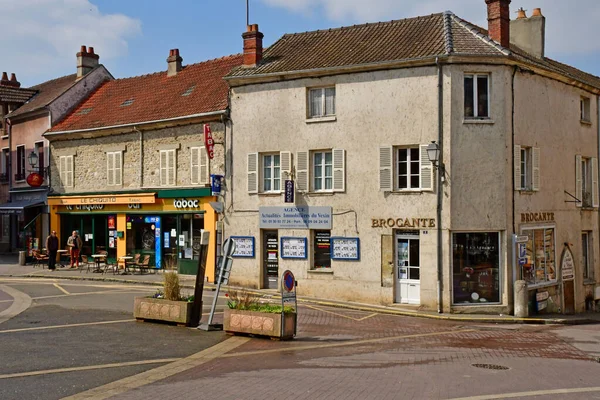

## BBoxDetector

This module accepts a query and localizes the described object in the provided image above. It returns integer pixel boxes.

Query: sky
[2,0,600,87]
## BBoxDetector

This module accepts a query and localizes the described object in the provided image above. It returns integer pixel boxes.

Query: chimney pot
[80,45,87,53]
[532,8,542,17]
[1,72,8,81]
[77,45,100,79]
[88,47,95,54]
[510,4,545,58]
[516,8,526,19]
[486,0,511,48]
[242,24,264,67]
[167,48,183,77]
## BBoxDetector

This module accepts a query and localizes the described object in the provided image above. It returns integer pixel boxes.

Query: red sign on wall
[26,173,44,187]
[203,124,215,160]
[108,215,116,230]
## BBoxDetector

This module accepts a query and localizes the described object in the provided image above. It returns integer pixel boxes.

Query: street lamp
[426,141,445,180]
[28,151,38,168]
[427,140,445,314]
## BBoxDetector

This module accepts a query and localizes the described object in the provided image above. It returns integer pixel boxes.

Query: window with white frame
[106,151,122,186]
[294,149,344,193]
[59,155,73,187]
[160,149,176,186]
[308,87,335,119]
[247,152,291,194]
[514,146,540,191]
[313,151,332,191]
[576,155,598,208]
[15,145,25,181]
[464,74,490,119]
[379,145,433,192]
[190,146,209,185]
[262,154,281,192]
[581,97,591,123]
[582,231,593,280]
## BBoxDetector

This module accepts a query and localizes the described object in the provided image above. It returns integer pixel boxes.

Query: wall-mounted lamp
[28,151,38,168]
[426,141,445,180]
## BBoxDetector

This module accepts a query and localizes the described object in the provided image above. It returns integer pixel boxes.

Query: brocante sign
[372,218,436,229]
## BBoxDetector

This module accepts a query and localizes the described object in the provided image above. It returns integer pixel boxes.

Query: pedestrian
[67,230,82,269]
[45,230,59,271]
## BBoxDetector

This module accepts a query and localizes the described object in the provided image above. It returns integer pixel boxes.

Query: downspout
[436,57,443,314]
[510,65,518,312]
[133,127,143,187]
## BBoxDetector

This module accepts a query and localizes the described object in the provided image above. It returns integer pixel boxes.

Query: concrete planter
[134,297,193,326]
[224,309,296,340]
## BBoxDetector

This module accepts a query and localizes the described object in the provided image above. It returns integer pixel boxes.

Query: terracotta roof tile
[50,54,243,132]
[9,74,78,117]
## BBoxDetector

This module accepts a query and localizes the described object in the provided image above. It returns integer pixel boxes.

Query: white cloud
[260,0,600,56]
[0,0,141,86]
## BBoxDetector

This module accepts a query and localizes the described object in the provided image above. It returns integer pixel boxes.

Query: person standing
[67,230,82,269]
[45,230,59,271]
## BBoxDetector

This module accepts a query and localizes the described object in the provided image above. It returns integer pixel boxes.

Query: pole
[246,0,249,26]
[190,230,210,327]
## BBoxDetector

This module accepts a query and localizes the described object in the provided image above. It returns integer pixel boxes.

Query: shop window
[15,145,25,181]
[59,155,74,187]
[452,232,500,305]
[582,232,593,280]
[190,146,209,185]
[514,146,540,191]
[308,87,335,119]
[106,151,122,186]
[0,215,8,243]
[313,230,331,269]
[464,73,490,119]
[521,227,556,285]
[160,149,176,186]
[576,156,598,208]
[379,145,433,192]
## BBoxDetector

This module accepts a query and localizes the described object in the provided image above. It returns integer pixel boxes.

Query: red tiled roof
[9,74,78,117]
[50,54,243,132]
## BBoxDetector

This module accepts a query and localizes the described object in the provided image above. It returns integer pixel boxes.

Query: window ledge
[526,281,559,290]
[306,116,337,124]
[308,269,334,275]
[14,180,25,183]
[580,120,592,126]
[581,206,597,211]
[1,135,8,140]
[517,190,537,195]
[463,118,495,125]
[305,191,336,196]
[386,190,433,195]
[583,279,596,286]
[258,192,281,197]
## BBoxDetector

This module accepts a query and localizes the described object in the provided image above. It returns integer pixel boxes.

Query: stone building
[0,47,111,254]
[45,50,242,279]
[223,1,600,314]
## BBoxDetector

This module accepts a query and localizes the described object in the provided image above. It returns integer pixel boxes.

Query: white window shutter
[66,155,73,188]
[60,156,66,186]
[107,152,114,186]
[160,151,167,186]
[514,145,521,190]
[168,150,176,186]
[593,157,599,207]
[332,148,345,192]
[190,147,199,185]
[115,152,122,186]
[419,144,434,191]
[280,151,292,191]
[200,146,209,185]
[576,154,582,207]
[247,153,258,194]
[532,147,540,191]
[296,151,308,192]
[379,146,393,192]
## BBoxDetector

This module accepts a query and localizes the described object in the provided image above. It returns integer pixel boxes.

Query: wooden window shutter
[66,155,73,188]
[593,157,599,207]
[190,147,200,185]
[514,145,521,190]
[160,151,167,186]
[419,144,434,191]
[280,151,292,191]
[379,146,393,192]
[107,152,114,186]
[532,147,540,191]
[167,150,176,186]
[576,154,582,207]
[332,148,345,192]
[296,151,309,192]
[247,153,258,193]
[200,146,209,185]
[60,156,66,187]
[115,152,122,185]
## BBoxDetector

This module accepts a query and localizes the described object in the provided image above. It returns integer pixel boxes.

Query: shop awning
[0,199,45,214]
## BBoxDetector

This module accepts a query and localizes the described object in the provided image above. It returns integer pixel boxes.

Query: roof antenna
[246,0,249,26]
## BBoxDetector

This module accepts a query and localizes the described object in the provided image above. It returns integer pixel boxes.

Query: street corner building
[44,49,243,280]
[223,1,600,315]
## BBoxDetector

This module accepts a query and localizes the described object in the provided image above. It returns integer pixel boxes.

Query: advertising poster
[108,215,116,230]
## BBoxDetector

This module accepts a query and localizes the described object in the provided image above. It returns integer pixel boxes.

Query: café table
[91,254,107,273]
[57,250,69,268]
[119,256,133,275]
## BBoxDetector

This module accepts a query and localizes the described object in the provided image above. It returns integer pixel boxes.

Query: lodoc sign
[173,199,201,209]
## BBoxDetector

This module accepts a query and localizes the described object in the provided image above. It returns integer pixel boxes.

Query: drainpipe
[510,66,518,314]
[436,57,443,314]
[133,126,143,187]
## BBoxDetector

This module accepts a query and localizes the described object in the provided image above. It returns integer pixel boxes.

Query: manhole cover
[472,363,510,370]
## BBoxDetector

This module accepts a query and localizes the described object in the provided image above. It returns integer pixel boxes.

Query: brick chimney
[0,72,21,88]
[510,7,546,58]
[486,0,511,48]
[76,45,100,79]
[242,24,264,67]
[167,49,183,77]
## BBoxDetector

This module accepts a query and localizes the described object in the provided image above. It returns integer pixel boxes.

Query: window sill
[305,191,336,196]
[581,206,597,211]
[1,135,8,140]
[526,281,559,290]
[258,192,281,197]
[580,120,592,126]
[306,116,337,124]
[14,180,25,183]
[583,279,596,286]
[308,268,334,275]
[463,118,494,125]
[386,190,432,195]
[517,190,537,195]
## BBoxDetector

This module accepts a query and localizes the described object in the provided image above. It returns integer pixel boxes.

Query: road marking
[53,283,70,295]
[448,386,600,400]
[33,290,153,300]
[0,358,180,380]
[305,304,378,321]
[0,285,32,325]
[222,329,475,358]
[0,319,134,334]
[63,336,249,400]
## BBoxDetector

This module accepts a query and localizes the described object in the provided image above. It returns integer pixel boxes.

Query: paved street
[2,276,600,400]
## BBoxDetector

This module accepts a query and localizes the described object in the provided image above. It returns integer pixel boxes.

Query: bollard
[18,251,26,266]
[514,280,529,318]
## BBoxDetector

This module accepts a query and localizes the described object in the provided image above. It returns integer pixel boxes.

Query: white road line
[0,319,134,334]
[448,386,600,400]
[53,283,70,295]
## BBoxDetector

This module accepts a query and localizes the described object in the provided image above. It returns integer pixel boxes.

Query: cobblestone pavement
[103,305,600,400]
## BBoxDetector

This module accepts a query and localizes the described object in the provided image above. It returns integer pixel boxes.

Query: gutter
[43,110,228,138]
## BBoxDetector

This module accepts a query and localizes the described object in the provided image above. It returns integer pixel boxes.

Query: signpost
[199,238,236,331]
[189,230,210,327]
[280,270,297,337]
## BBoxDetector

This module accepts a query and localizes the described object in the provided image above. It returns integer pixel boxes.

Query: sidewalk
[1,256,599,325]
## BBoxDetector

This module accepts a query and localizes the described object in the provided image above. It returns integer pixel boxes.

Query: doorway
[262,230,279,289]
[395,230,420,304]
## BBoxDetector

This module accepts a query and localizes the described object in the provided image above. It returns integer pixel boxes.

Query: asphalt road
[0,278,228,400]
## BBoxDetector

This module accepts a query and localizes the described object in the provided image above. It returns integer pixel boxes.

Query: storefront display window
[452,232,500,305]
[313,230,331,269]
[521,227,555,285]
[0,215,9,243]
[126,216,161,268]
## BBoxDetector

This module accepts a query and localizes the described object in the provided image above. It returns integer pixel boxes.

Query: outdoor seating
[80,255,95,273]
[136,255,150,275]
[32,250,49,269]
[125,254,141,274]
[102,258,119,275]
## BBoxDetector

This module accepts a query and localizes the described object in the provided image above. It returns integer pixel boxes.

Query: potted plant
[223,288,296,340]
[133,259,194,326]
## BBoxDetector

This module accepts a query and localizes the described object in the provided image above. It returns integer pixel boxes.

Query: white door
[395,231,420,304]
